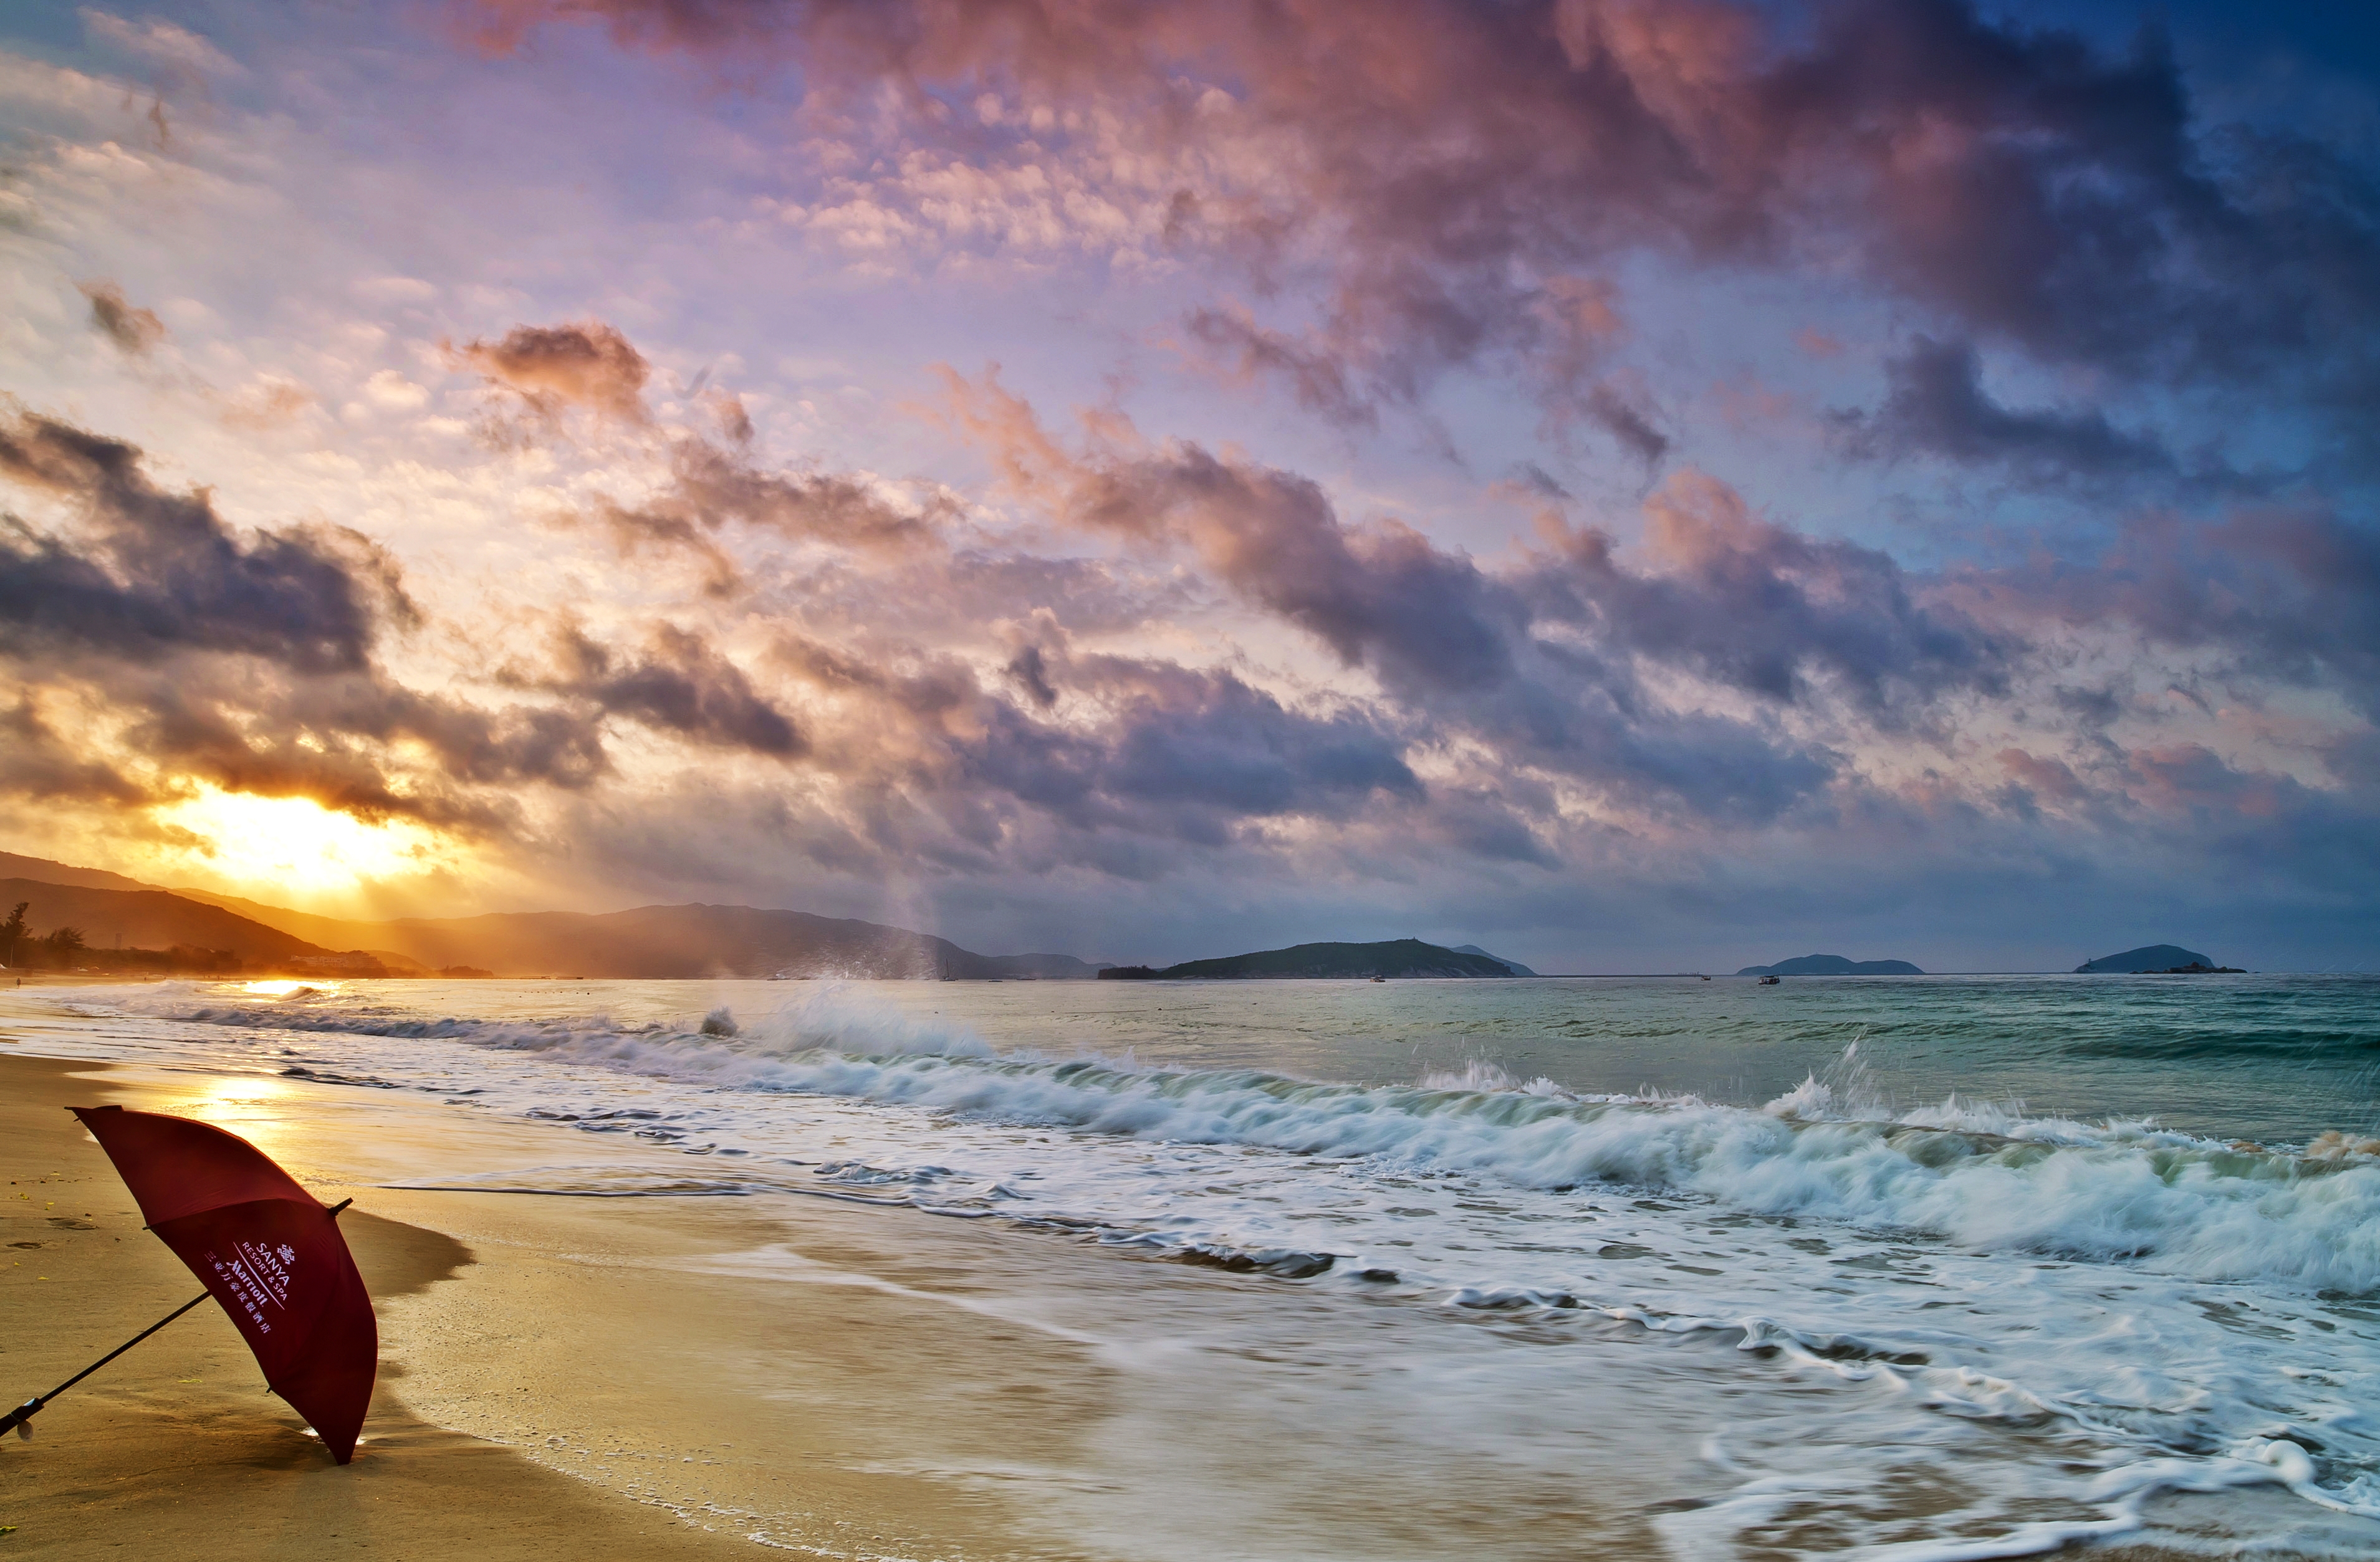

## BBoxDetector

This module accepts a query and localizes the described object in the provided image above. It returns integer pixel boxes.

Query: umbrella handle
[0,1290,211,1437]
[1,1196,358,1438]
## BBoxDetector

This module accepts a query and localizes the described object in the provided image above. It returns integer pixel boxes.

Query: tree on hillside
[41,926,85,966]
[0,902,26,966]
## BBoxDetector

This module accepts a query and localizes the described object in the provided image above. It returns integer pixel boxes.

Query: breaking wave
[167,987,2380,1294]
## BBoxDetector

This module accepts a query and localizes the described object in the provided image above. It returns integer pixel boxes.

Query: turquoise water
[746,973,2380,1146]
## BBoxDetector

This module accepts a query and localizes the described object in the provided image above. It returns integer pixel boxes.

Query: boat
[1758,974,1781,985]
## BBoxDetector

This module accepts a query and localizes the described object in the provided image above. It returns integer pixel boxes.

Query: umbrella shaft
[0,1290,210,1434]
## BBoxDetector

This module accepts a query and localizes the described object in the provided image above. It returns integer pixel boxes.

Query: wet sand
[0,1052,1161,1558]
[0,1051,1676,1561]
[0,1054,760,1558]
[1,1042,2273,1561]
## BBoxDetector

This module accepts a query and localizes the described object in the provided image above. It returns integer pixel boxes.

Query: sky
[0,0,2376,973]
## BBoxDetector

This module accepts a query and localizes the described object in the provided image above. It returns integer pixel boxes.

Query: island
[1735,954,1925,977]
[2074,944,2243,974]
[1098,938,1516,980]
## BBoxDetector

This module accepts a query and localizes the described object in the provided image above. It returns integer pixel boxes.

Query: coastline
[4,989,2354,1561]
[0,1053,762,1558]
[0,1038,1713,1562]
[0,1051,1129,1559]
[4,1048,1671,1561]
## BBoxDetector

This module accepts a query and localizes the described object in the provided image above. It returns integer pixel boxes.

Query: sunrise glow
[151,791,449,907]
[0,0,2373,971]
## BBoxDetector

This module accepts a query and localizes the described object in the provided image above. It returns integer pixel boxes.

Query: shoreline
[8,1048,1659,1561]
[2,1005,2348,1561]
[0,1052,768,1558]
[0,1051,1184,1559]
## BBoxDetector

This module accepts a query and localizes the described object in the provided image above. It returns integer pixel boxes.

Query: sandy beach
[0,1053,758,1557]
[0,1050,1171,1559]
[0,1047,1680,1561]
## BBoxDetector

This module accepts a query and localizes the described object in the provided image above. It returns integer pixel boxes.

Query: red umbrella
[0,1105,377,1462]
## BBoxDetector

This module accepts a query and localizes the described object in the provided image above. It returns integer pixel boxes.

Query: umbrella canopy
[72,1104,377,1462]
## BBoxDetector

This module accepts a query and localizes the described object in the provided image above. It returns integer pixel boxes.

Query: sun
[149,788,452,906]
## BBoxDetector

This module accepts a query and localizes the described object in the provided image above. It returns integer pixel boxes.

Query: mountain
[1451,944,1539,977]
[1735,954,1926,977]
[2074,944,2236,974]
[1100,938,1515,980]
[0,851,1113,978]
[0,851,160,895]
[172,903,1105,980]
[0,878,334,965]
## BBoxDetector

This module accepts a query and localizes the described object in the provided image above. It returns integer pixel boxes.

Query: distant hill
[0,878,333,965]
[0,851,160,895]
[2075,944,2238,974]
[0,850,1112,979]
[173,903,1108,980]
[1101,938,1515,980]
[1736,954,1925,977]
[141,878,1108,980]
[1451,944,1538,977]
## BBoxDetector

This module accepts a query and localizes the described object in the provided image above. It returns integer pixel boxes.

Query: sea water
[9,974,2379,1559]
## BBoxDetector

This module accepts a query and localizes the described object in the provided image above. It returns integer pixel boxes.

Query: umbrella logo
[278,1243,298,1264]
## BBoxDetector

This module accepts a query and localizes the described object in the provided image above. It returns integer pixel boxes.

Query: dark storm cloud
[1004,643,1058,708]
[0,411,402,671]
[1096,668,1423,818]
[1062,443,1517,695]
[947,373,2003,819]
[542,620,806,756]
[469,0,2380,449]
[1543,471,2015,717]
[0,410,621,827]
[761,628,1422,860]
[77,280,166,356]
[1831,337,2179,482]
[0,697,150,804]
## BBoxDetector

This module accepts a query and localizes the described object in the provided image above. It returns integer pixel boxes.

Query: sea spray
[126,982,2380,1291]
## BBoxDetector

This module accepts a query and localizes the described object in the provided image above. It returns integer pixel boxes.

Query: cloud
[0,696,150,805]
[1957,504,2380,722]
[939,371,2002,822]
[453,320,652,424]
[1552,469,2014,717]
[588,426,952,597]
[540,620,805,757]
[77,280,166,356]
[1182,305,1375,430]
[464,0,2380,453]
[0,410,615,830]
[81,9,246,80]
[0,411,401,671]
[768,633,1426,859]
[1831,336,2183,483]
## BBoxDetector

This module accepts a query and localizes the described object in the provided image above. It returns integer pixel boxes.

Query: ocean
[9,973,2379,1559]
